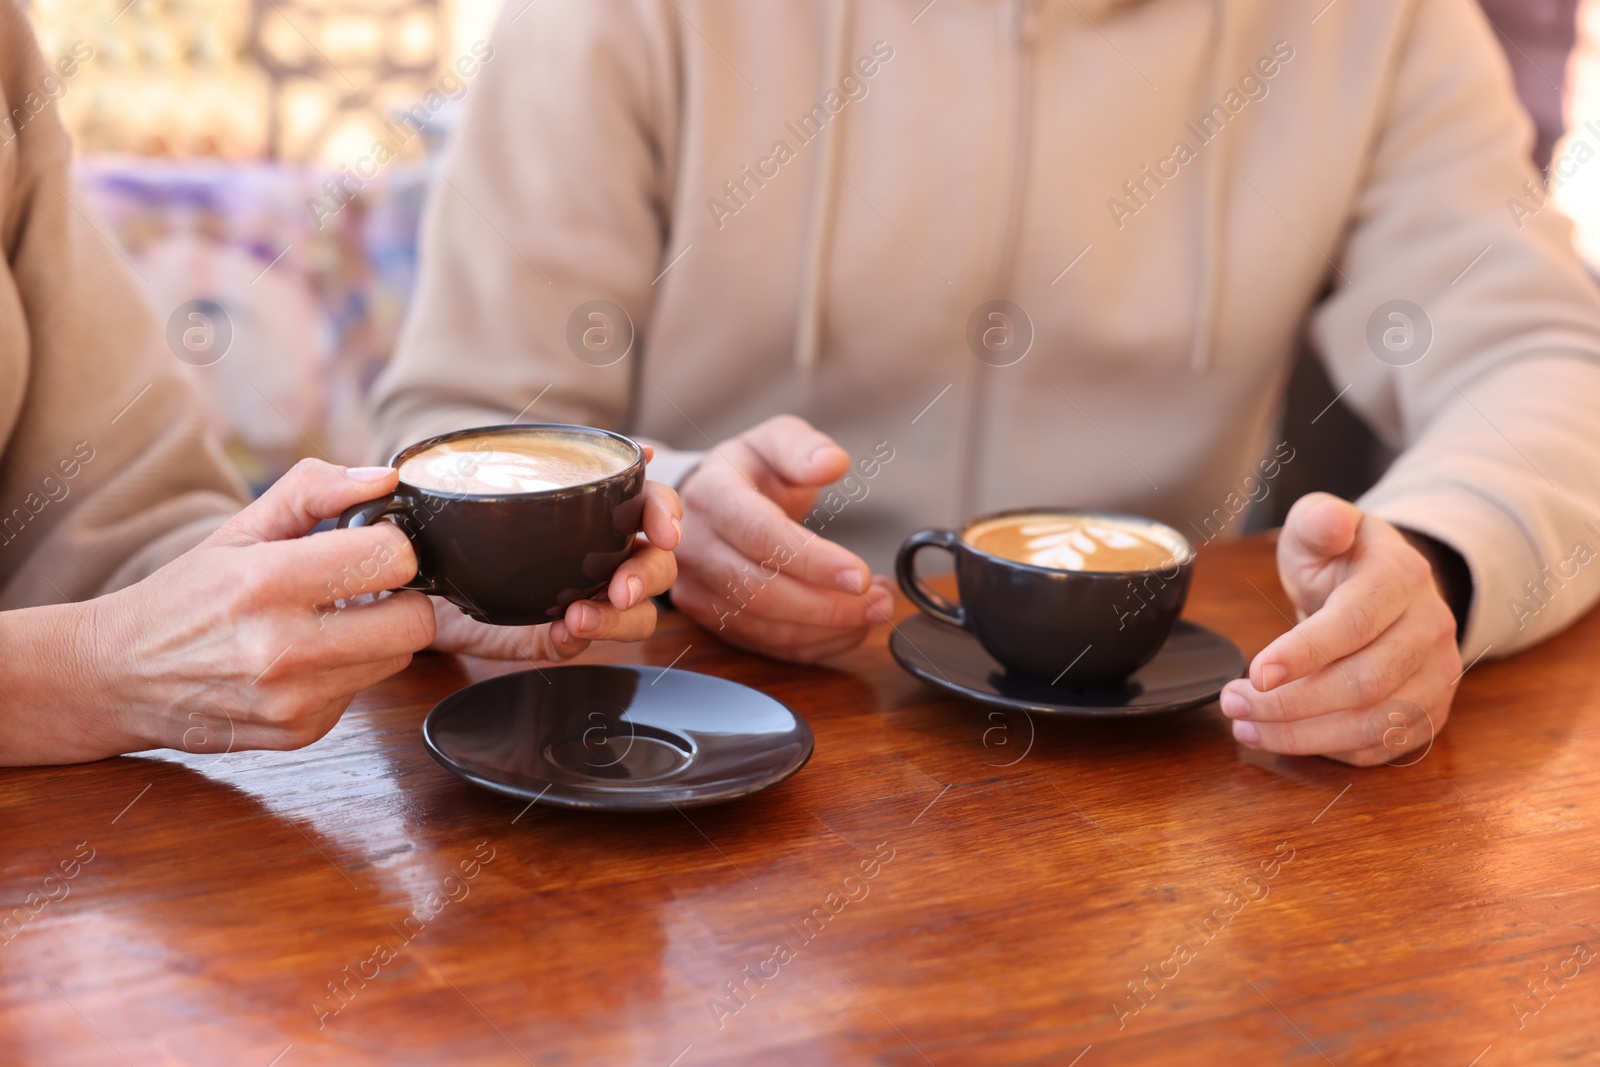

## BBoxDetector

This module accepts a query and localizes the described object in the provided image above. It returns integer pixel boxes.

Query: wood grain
[2,535,1598,1065]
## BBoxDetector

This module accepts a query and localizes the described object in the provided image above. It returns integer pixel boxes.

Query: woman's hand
[3,460,438,765]
[1219,493,1463,766]
[428,480,682,660]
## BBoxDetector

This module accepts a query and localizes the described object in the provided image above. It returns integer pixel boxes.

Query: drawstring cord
[793,0,854,376]
[1190,0,1232,373]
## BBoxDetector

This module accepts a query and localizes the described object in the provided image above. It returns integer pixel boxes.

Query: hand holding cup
[337,424,679,662]
[0,460,439,764]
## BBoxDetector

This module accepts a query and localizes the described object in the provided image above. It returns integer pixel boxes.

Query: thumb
[1276,492,1362,608]
[213,459,398,545]
[740,414,851,487]
[1282,492,1361,559]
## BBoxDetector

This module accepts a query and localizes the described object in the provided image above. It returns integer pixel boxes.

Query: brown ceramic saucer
[422,666,814,811]
[890,614,1244,716]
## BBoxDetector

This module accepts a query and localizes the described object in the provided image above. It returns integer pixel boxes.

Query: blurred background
[29,0,499,491]
[18,0,1600,501]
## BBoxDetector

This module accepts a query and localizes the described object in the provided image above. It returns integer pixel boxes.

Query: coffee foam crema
[398,431,632,495]
[964,513,1190,572]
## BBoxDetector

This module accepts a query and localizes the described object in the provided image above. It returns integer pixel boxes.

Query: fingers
[1222,568,1460,765]
[705,605,874,662]
[215,459,397,545]
[298,656,416,711]
[640,480,683,551]
[770,631,877,664]
[428,557,668,660]
[1253,538,1424,689]
[427,598,576,661]
[254,650,417,747]
[1233,705,1388,763]
[418,505,681,662]
[1229,690,1448,768]
[1224,601,1447,723]
[428,594,658,662]
[685,472,873,594]
[671,574,879,662]
[670,415,894,664]
[571,543,673,643]
[678,537,892,628]
[1279,492,1362,563]
[605,543,678,613]
[224,695,354,752]
[1274,493,1364,626]
[563,593,658,645]
[223,650,415,750]
[309,590,437,664]
[739,414,851,487]
[543,619,589,660]
[258,524,420,607]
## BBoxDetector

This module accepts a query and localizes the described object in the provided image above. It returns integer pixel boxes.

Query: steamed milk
[398,431,630,494]
[965,513,1184,572]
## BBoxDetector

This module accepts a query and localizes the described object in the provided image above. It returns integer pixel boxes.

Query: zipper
[957,0,1039,521]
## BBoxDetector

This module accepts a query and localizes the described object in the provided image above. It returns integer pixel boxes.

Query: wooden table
[4,537,1599,1066]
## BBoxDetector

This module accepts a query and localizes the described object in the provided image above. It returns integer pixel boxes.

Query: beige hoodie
[373,0,1600,660]
[0,1,245,609]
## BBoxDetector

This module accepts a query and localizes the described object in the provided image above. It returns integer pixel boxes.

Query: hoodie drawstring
[1190,0,1232,374]
[793,0,854,375]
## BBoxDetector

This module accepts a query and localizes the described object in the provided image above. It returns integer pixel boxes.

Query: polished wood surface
[4,536,1600,1065]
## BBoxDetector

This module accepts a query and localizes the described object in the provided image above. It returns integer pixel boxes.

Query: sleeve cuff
[640,442,706,490]
[1358,482,1545,661]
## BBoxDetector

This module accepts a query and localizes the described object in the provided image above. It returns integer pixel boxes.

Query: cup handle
[895,529,967,628]
[337,497,441,595]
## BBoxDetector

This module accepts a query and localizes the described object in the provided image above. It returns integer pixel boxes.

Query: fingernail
[573,602,600,633]
[1233,719,1261,747]
[626,576,644,610]
[836,568,866,593]
[670,516,682,542]
[869,590,895,620]
[809,443,837,463]
[1259,664,1286,691]
[1220,689,1250,719]
[346,466,393,481]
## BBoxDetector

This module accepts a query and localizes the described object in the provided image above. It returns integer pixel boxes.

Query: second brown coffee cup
[338,423,645,626]
[895,509,1196,684]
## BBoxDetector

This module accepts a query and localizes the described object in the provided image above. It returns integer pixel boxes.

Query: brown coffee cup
[896,509,1196,683]
[338,424,645,626]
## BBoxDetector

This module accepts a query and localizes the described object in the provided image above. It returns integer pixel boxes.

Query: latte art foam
[398,432,632,495]
[965,514,1184,572]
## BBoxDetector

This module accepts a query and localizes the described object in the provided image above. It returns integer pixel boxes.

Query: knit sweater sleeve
[0,2,245,608]
[1312,0,1600,659]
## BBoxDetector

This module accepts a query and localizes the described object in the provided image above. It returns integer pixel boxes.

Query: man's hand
[1219,493,1462,766]
[429,480,681,660]
[672,415,895,663]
